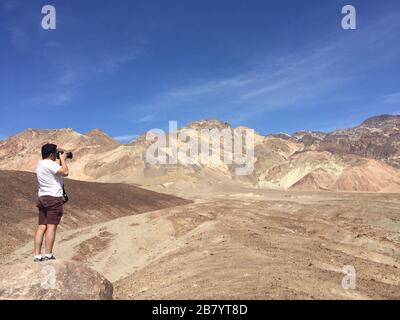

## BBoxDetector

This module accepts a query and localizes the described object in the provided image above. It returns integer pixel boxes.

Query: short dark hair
[41,143,57,159]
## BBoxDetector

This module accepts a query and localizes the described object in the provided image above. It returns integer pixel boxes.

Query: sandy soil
[3,186,400,300]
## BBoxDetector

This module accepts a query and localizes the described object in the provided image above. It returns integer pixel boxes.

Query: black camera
[56,150,73,160]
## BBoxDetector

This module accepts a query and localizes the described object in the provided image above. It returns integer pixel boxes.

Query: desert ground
[2,182,399,300]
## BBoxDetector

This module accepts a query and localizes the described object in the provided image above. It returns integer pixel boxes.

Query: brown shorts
[37,196,64,225]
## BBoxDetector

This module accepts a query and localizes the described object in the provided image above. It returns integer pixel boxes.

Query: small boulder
[0,260,113,300]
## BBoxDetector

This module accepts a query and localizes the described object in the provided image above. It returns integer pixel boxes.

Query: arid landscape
[0,115,399,299]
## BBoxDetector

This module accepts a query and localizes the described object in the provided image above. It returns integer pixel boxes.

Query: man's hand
[56,152,69,177]
[59,152,68,163]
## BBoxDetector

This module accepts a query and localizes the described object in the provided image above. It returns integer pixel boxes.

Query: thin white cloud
[28,89,77,106]
[58,70,78,86]
[381,92,400,105]
[94,50,141,76]
[116,105,160,124]
[167,76,254,98]
[136,115,155,123]
[113,134,138,143]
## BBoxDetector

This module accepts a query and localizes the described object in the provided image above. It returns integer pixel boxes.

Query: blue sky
[1,0,399,142]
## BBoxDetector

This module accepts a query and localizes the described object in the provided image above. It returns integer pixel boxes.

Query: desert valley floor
[2,181,400,300]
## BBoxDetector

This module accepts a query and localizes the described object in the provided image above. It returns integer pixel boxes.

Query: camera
[56,150,73,160]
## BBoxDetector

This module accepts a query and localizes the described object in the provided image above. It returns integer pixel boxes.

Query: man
[34,143,69,262]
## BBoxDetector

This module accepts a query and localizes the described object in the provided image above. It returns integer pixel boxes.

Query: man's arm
[56,153,69,177]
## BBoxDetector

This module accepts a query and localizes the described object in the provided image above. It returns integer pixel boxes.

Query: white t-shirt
[36,159,64,197]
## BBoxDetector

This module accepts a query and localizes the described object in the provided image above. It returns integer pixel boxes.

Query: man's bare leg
[34,224,47,256]
[45,224,58,255]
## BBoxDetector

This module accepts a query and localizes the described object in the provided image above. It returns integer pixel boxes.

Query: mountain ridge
[1,114,399,192]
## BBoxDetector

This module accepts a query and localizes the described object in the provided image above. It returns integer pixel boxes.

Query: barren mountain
[253,115,400,192]
[1,115,399,192]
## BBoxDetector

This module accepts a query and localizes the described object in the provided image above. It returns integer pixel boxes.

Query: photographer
[33,143,70,262]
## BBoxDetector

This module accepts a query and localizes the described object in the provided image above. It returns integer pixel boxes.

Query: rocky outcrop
[187,119,231,130]
[359,114,400,128]
[308,115,400,167]
[85,129,120,148]
[0,260,113,300]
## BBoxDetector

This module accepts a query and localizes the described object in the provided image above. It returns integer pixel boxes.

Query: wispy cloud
[116,106,160,124]
[28,89,78,106]
[136,115,156,123]
[167,76,254,98]
[2,0,20,12]
[120,43,350,124]
[7,25,28,51]
[4,4,145,109]
[381,92,400,105]
[94,50,141,76]
[27,48,142,107]
[113,134,138,143]
[120,11,400,125]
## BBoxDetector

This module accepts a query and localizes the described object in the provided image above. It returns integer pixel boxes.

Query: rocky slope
[242,115,400,192]
[0,170,191,255]
[303,115,400,167]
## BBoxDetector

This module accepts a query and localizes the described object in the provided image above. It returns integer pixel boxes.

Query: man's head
[41,143,57,160]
